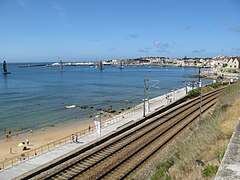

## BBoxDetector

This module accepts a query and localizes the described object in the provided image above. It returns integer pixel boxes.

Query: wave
[65,105,76,109]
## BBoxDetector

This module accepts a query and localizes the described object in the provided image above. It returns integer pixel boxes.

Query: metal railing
[0,124,99,170]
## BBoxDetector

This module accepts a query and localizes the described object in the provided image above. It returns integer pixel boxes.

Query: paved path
[0,88,186,179]
[215,120,240,180]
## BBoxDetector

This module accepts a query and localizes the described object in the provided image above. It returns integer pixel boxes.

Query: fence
[0,124,97,170]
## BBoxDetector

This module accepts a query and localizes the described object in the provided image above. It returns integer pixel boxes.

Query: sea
[0,63,212,138]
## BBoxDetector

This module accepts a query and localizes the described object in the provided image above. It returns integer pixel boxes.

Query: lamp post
[198,67,203,121]
[172,89,175,102]
[143,79,147,117]
[182,81,196,94]
[143,78,160,117]
[198,67,201,88]
[95,111,103,137]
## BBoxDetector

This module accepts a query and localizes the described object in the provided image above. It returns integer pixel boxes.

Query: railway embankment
[148,81,240,180]
[215,120,240,179]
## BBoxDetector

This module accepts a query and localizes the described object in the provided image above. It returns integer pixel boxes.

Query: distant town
[48,56,239,71]
[20,55,240,80]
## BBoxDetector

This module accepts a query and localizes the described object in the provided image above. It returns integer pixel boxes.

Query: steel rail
[75,92,219,179]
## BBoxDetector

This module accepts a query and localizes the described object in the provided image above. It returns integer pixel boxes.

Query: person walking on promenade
[75,134,78,143]
[71,134,75,143]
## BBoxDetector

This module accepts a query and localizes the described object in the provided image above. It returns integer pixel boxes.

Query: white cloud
[17,0,27,8]
[192,49,207,53]
[50,2,68,28]
[139,49,149,53]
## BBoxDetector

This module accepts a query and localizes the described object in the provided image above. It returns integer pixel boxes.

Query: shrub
[208,82,222,89]
[187,88,200,98]
[152,157,174,180]
[216,143,227,163]
[202,164,219,177]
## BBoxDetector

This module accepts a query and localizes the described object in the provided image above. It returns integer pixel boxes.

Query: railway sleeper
[54,173,71,180]
[62,170,77,177]
[103,149,116,154]
[51,175,66,180]
[89,156,101,161]
[74,164,87,171]
[68,167,80,174]
[97,151,111,157]
[81,160,94,166]
[109,145,126,151]
[84,158,97,164]
[94,153,105,159]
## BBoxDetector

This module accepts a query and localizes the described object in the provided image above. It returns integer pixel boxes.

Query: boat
[119,60,124,69]
[99,61,104,71]
[60,59,63,72]
[3,60,11,74]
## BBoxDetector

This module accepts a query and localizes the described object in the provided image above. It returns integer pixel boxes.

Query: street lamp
[143,79,160,117]
[94,111,103,137]
[198,67,203,121]
[171,89,175,102]
[182,81,196,94]
[143,79,147,117]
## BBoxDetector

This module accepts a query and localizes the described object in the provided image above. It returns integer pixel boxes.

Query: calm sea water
[0,63,211,137]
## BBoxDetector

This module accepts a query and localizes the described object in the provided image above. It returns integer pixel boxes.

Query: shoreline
[0,88,186,162]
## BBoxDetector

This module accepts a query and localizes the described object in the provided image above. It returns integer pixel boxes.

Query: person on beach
[89,125,91,132]
[75,134,78,143]
[26,139,29,145]
[71,134,75,142]
[10,148,12,154]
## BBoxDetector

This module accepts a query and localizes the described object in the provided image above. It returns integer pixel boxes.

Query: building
[226,57,240,69]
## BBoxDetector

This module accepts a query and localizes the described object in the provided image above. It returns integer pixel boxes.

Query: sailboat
[119,60,124,69]
[60,60,63,72]
[99,61,104,71]
[3,60,11,74]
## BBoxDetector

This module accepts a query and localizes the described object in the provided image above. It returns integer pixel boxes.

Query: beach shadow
[22,147,31,151]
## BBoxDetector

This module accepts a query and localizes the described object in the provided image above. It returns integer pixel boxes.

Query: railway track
[17,88,224,180]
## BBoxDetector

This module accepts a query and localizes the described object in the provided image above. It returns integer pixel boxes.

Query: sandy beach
[0,110,125,162]
[0,120,94,162]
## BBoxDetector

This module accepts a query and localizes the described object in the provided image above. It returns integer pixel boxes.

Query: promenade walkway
[215,120,240,180]
[0,88,186,179]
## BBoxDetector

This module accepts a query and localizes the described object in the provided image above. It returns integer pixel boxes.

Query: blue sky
[0,0,240,62]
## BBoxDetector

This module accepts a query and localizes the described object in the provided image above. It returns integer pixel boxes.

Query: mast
[3,61,7,73]
[119,60,123,69]
[3,60,8,74]
[58,57,63,72]
[100,61,103,71]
